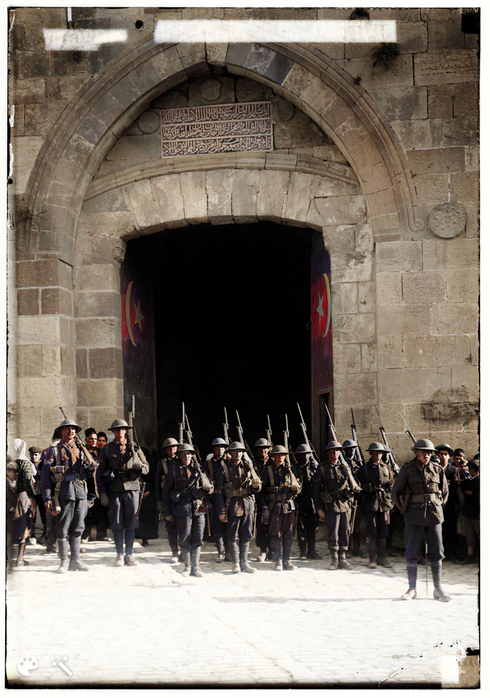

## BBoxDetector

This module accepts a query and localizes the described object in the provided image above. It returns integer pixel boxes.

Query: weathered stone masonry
[8,8,479,460]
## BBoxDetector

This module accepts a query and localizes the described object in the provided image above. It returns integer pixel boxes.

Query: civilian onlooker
[454,448,470,561]
[40,428,62,555]
[9,440,36,567]
[435,444,459,564]
[459,461,479,565]
[96,432,107,455]
[28,445,44,545]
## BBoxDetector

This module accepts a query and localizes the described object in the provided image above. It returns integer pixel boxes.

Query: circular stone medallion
[137,111,160,134]
[428,203,466,239]
[271,98,295,122]
[200,79,222,101]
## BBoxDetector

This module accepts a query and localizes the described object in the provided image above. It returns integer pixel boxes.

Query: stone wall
[8,7,479,460]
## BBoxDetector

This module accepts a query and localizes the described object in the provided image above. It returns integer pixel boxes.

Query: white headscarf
[13,438,36,478]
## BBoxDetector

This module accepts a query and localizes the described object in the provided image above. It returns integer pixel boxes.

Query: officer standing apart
[156,437,180,563]
[214,441,261,573]
[356,442,394,569]
[161,443,214,577]
[97,419,149,567]
[41,419,97,574]
[319,441,360,570]
[392,439,449,601]
[258,444,301,571]
[294,444,323,560]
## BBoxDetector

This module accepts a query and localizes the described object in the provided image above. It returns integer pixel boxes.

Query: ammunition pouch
[224,482,252,498]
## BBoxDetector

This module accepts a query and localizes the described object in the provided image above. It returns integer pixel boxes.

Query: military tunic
[295,457,322,556]
[319,459,360,551]
[203,455,229,553]
[214,459,261,544]
[356,459,393,541]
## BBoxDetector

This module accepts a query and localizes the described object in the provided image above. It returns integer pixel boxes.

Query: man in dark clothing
[156,437,180,562]
[203,438,230,562]
[459,461,479,565]
[356,442,394,569]
[252,438,273,562]
[28,445,43,545]
[161,443,214,577]
[435,444,459,564]
[82,428,100,543]
[213,441,261,573]
[41,419,97,573]
[392,439,449,601]
[319,441,360,570]
[258,444,301,571]
[294,444,322,560]
[97,419,149,567]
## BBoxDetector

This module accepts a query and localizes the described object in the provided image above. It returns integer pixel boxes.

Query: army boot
[307,530,322,559]
[431,563,450,602]
[216,538,225,562]
[298,537,307,560]
[282,537,296,570]
[367,537,377,569]
[56,539,69,574]
[338,549,352,570]
[182,550,191,577]
[377,539,393,568]
[190,548,203,577]
[230,541,240,573]
[68,537,88,571]
[239,541,255,573]
[401,565,417,600]
[328,549,339,570]
[271,537,282,571]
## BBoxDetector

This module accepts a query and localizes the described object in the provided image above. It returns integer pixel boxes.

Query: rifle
[128,394,148,466]
[184,410,202,463]
[350,408,366,469]
[235,410,254,464]
[375,406,400,475]
[179,402,185,445]
[284,414,298,465]
[223,407,230,445]
[400,413,417,445]
[59,407,97,469]
[297,402,320,464]
[266,414,273,447]
[324,404,349,467]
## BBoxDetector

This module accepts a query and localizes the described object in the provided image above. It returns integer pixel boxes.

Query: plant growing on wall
[371,42,401,69]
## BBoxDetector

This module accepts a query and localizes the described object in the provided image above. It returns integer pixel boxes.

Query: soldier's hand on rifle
[44,500,53,515]
[100,492,109,507]
[219,512,228,523]
[318,509,326,522]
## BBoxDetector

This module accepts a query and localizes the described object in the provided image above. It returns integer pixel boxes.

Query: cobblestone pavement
[6,524,479,689]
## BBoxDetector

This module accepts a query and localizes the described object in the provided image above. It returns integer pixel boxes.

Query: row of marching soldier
[8,415,479,603]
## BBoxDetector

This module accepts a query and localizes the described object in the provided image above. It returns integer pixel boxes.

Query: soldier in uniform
[213,441,261,573]
[319,441,361,570]
[203,438,229,562]
[258,444,301,571]
[161,443,213,577]
[356,442,394,569]
[392,439,449,601]
[155,437,180,562]
[97,419,149,567]
[41,419,97,573]
[294,444,322,560]
[342,439,367,559]
[252,438,273,562]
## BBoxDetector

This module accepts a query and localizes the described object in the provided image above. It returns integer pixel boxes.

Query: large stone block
[274,121,326,149]
[16,315,60,345]
[11,135,45,194]
[256,170,289,223]
[376,241,422,273]
[378,305,430,337]
[106,133,161,160]
[428,85,453,119]
[339,55,414,89]
[11,77,46,105]
[402,271,446,305]
[430,302,478,336]
[379,367,452,402]
[390,120,443,151]
[282,172,319,226]
[151,174,186,227]
[16,375,64,408]
[17,407,42,440]
[414,50,478,86]
[332,313,376,344]
[76,378,119,407]
[464,201,479,238]
[451,366,479,399]
[82,189,127,214]
[407,148,466,175]
[465,145,479,173]
[324,225,356,255]
[122,180,160,230]
[76,348,88,379]
[331,282,357,315]
[17,288,39,315]
[376,272,402,306]
[331,250,373,283]
[450,172,479,203]
[446,273,479,304]
[74,291,120,318]
[41,287,73,316]
[453,82,479,119]
[422,239,478,271]
[428,17,465,51]
[17,344,43,377]
[361,344,377,373]
[315,195,366,226]
[358,282,375,313]
[378,336,403,369]
[231,170,259,223]
[333,372,377,406]
[369,86,427,122]
[74,264,119,293]
[357,161,393,196]
[75,318,119,347]
[181,171,208,223]
[332,344,361,374]
[206,169,234,224]
[442,117,478,147]
[89,347,123,379]
[402,335,471,369]
[43,346,62,375]
[23,102,62,137]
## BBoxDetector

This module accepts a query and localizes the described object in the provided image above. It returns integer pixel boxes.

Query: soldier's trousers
[175,514,205,553]
[227,510,253,544]
[363,510,390,541]
[108,490,140,530]
[165,518,178,553]
[56,495,87,542]
[297,507,319,544]
[326,511,350,550]
[404,521,444,566]
[256,516,269,554]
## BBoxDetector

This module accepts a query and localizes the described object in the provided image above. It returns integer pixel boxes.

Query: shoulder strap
[320,465,327,482]
[268,464,275,486]
[222,462,230,482]
[208,460,214,481]
[162,460,168,476]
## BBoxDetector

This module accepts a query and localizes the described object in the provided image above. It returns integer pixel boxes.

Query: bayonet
[297,402,320,463]
[223,407,230,445]
[266,414,273,447]
[376,406,400,475]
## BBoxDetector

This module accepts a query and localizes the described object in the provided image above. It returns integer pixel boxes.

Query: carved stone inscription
[161,101,273,157]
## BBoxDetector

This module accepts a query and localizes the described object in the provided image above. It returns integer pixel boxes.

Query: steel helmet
[435,443,454,457]
[254,438,271,448]
[108,419,131,432]
[294,444,312,454]
[58,418,82,434]
[342,439,357,449]
[325,440,343,451]
[227,441,246,451]
[367,442,386,452]
[163,437,179,448]
[177,443,195,454]
[271,444,288,455]
[411,439,436,452]
[211,438,228,447]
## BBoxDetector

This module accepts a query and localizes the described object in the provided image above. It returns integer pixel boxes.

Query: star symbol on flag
[316,293,324,320]
[134,302,144,330]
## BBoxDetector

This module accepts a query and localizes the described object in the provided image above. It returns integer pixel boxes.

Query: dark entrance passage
[123,222,315,458]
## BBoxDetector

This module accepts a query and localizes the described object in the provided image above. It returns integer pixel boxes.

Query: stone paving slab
[6,524,479,688]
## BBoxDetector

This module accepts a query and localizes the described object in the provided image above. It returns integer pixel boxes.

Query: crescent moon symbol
[125,281,137,347]
[323,273,331,338]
